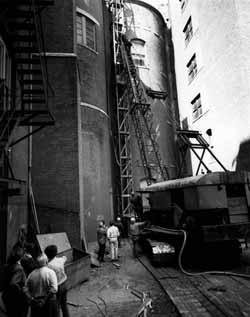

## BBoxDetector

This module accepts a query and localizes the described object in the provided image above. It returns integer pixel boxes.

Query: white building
[169,0,250,174]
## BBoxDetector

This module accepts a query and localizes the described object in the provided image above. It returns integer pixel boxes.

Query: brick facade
[32,0,115,246]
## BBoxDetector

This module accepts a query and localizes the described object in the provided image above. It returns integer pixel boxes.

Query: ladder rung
[16,58,40,64]
[11,35,37,42]
[23,89,44,94]
[21,79,43,85]
[9,22,35,30]
[19,69,42,74]
[14,46,38,53]
[22,99,46,104]
[9,10,34,18]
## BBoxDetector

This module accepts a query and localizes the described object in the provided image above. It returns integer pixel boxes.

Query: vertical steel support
[110,0,133,216]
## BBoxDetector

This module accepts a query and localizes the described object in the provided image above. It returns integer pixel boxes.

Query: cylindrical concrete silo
[123,0,179,187]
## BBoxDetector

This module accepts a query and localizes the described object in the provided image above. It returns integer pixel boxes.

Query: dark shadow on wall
[235,138,250,172]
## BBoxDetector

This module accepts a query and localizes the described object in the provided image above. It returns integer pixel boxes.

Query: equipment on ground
[37,232,90,289]
[141,171,250,268]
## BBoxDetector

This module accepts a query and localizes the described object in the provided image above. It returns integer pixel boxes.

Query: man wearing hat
[24,253,58,317]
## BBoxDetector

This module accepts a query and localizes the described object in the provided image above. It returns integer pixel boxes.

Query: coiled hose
[177,228,250,279]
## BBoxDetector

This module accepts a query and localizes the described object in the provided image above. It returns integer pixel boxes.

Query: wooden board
[37,232,72,254]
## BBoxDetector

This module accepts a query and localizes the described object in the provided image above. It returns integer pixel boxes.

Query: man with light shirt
[24,253,58,317]
[45,245,69,317]
[107,221,120,261]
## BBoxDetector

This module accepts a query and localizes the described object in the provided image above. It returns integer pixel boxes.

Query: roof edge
[127,0,166,26]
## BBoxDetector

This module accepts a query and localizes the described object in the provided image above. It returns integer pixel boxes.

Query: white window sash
[82,16,86,46]
[0,38,6,79]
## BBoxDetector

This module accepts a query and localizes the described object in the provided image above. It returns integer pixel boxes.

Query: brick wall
[32,0,115,246]
[76,0,115,242]
[42,0,74,52]
[32,56,81,247]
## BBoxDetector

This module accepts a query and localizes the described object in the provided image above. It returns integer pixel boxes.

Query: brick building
[32,0,115,246]
[0,0,55,265]
[169,0,250,174]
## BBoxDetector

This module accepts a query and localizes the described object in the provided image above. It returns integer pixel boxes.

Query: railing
[31,0,50,109]
[0,81,17,139]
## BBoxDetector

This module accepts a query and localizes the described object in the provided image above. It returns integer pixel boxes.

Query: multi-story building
[0,0,55,265]
[169,0,250,174]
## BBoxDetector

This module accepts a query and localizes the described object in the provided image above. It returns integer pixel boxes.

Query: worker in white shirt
[107,221,120,261]
[23,253,58,317]
[44,244,69,317]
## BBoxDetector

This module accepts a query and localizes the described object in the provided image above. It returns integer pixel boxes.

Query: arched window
[131,38,146,67]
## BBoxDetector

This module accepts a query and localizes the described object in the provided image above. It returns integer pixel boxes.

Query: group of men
[97,215,145,262]
[97,217,124,262]
[1,243,69,317]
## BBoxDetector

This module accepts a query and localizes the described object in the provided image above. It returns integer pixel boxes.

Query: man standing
[114,217,124,248]
[130,192,143,220]
[129,217,145,257]
[107,221,120,261]
[44,245,69,317]
[97,221,107,262]
[2,244,28,317]
[24,253,58,317]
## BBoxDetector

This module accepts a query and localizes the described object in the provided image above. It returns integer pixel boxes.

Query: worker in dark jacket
[130,192,143,220]
[2,244,28,317]
[129,217,140,257]
[129,217,146,257]
[97,221,107,262]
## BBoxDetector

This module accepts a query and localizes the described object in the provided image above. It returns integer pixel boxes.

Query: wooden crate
[37,233,90,290]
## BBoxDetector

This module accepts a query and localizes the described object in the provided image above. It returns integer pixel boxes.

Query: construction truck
[140,171,250,268]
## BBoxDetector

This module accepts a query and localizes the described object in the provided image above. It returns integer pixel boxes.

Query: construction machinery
[141,171,250,267]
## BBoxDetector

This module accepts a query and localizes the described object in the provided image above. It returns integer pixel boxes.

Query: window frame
[0,38,6,80]
[187,54,198,82]
[183,17,193,46]
[131,38,147,68]
[191,94,202,121]
[76,9,99,52]
[179,0,188,11]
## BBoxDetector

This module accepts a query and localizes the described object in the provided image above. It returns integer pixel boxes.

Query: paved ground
[67,240,177,317]
[138,249,250,317]
[67,241,250,317]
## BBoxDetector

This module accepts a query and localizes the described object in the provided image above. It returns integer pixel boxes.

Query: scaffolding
[109,0,168,216]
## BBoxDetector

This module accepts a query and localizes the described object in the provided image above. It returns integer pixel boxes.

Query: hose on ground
[177,228,250,279]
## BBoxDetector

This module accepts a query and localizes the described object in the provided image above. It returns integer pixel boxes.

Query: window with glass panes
[187,54,197,82]
[191,94,202,120]
[179,0,187,10]
[131,39,146,67]
[76,13,97,51]
[183,17,193,45]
